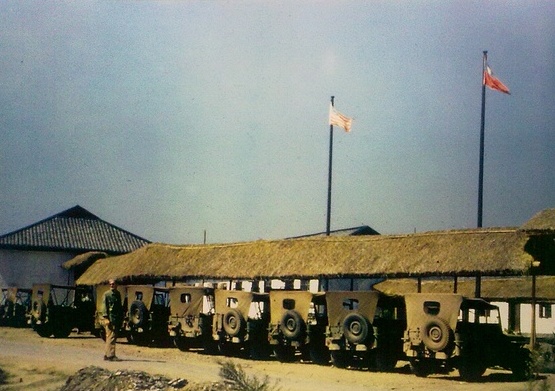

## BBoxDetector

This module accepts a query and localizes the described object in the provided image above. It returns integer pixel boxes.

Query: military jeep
[404,293,531,381]
[268,290,329,364]
[212,289,271,359]
[325,291,405,371]
[168,286,215,352]
[93,283,127,340]
[30,283,95,338]
[125,285,171,345]
[0,287,32,328]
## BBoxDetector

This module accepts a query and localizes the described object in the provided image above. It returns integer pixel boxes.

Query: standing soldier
[102,279,123,361]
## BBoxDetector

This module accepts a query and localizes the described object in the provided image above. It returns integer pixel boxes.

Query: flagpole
[326,96,335,236]
[477,51,487,228]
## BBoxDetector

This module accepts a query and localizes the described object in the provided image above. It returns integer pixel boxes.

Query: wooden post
[531,273,537,347]
[475,274,482,298]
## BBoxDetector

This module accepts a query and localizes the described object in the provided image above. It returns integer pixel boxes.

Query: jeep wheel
[410,359,431,378]
[330,350,350,368]
[35,323,53,338]
[280,310,305,341]
[223,309,245,337]
[129,301,148,328]
[458,359,486,382]
[422,318,451,352]
[374,349,397,372]
[173,336,190,351]
[309,342,329,365]
[249,341,270,360]
[53,322,73,338]
[343,313,371,344]
[130,330,150,346]
[273,344,296,362]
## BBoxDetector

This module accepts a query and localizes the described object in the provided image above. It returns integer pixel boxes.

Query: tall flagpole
[477,51,487,228]
[326,96,335,236]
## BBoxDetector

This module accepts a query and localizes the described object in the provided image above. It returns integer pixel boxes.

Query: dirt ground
[0,327,553,391]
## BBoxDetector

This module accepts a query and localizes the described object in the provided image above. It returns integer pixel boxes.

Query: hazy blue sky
[1,1,554,244]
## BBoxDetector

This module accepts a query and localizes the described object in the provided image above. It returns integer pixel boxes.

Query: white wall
[0,249,74,288]
[495,301,555,336]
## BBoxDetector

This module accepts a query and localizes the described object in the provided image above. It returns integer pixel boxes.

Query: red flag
[483,65,510,95]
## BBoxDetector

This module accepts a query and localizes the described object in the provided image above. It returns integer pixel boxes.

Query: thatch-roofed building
[374,276,555,301]
[77,227,541,286]
[0,206,150,287]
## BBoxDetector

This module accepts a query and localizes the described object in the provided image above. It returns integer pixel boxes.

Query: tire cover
[223,309,245,337]
[343,313,371,344]
[422,318,451,352]
[130,300,148,327]
[280,310,305,340]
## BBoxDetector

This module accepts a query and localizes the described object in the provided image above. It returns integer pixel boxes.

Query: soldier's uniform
[102,285,123,360]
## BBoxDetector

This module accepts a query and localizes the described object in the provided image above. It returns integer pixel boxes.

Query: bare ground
[0,327,553,391]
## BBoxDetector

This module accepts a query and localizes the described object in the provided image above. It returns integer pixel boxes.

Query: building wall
[495,302,554,336]
[0,249,75,288]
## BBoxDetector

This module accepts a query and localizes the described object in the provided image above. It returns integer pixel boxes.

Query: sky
[0,1,554,245]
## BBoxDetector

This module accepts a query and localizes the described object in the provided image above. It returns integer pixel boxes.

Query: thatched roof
[76,228,536,286]
[520,208,555,234]
[62,251,108,270]
[374,276,555,301]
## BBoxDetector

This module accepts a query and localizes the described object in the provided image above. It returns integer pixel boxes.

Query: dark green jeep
[404,293,531,381]
[268,290,329,364]
[168,286,215,352]
[325,290,405,371]
[212,289,270,359]
[30,283,95,338]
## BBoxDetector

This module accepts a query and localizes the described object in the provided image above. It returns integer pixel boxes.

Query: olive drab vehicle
[168,286,215,352]
[126,285,171,346]
[268,290,329,364]
[30,283,95,338]
[93,283,127,340]
[0,287,31,328]
[404,293,532,381]
[212,289,271,359]
[325,291,405,371]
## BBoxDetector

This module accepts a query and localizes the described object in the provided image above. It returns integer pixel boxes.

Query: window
[423,301,440,316]
[226,297,238,308]
[342,299,359,311]
[180,293,191,303]
[540,303,552,319]
[283,299,295,310]
[135,291,143,301]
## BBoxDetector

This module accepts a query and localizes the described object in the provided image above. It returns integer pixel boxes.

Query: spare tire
[223,309,245,337]
[343,313,371,344]
[280,310,305,341]
[129,300,149,328]
[422,318,451,352]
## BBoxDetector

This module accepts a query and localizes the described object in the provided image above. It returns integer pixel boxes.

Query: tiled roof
[0,206,150,254]
[287,225,380,239]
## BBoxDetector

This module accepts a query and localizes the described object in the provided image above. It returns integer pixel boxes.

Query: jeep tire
[422,318,451,352]
[280,310,305,341]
